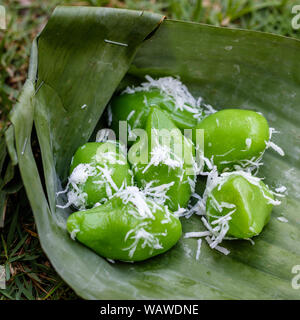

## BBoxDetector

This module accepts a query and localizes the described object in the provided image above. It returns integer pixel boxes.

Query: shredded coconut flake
[123,224,166,258]
[275,186,287,193]
[142,143,183,174]
[122,75,215,122]
[266,141,285,156]
[70,228,80,240]
[265,127,285,156]
[277,216,288,223]
[143,181,174,206]
[185,231,211,238]
[196,239,202,260]
[115,186,155,219]
[127,110,135,121]
[245,138,252,149]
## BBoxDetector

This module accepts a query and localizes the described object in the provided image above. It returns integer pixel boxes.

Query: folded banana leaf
[7,6,300,299]
[0,125,22,227]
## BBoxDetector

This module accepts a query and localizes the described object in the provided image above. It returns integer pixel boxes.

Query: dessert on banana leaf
[60,76,285,261]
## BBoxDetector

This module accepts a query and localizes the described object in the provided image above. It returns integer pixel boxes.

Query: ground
[0,0,298,300]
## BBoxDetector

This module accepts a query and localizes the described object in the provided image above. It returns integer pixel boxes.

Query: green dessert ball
[129,108,196,211]
[67,187,182,262]
[194,109,269,172]
[68,141,133,209]
[110,89,201,142]
[206,172,274,239]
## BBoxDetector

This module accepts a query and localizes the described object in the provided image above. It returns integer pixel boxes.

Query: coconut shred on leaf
[265,127,285,157]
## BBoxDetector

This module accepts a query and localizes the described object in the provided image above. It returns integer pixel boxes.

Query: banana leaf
[8,6,300,299]
[0,126,22,227]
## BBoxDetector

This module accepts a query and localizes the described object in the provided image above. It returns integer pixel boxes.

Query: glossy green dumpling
[68,141,133,208]
[194,109,269,172]
[129,108,196,211]
[67,187,182,262]
[110,89,201,141]
[206,173,274,239]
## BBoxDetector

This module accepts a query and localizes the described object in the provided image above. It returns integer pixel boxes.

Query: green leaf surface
[9,7,300,299]
[0,125,20,227]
